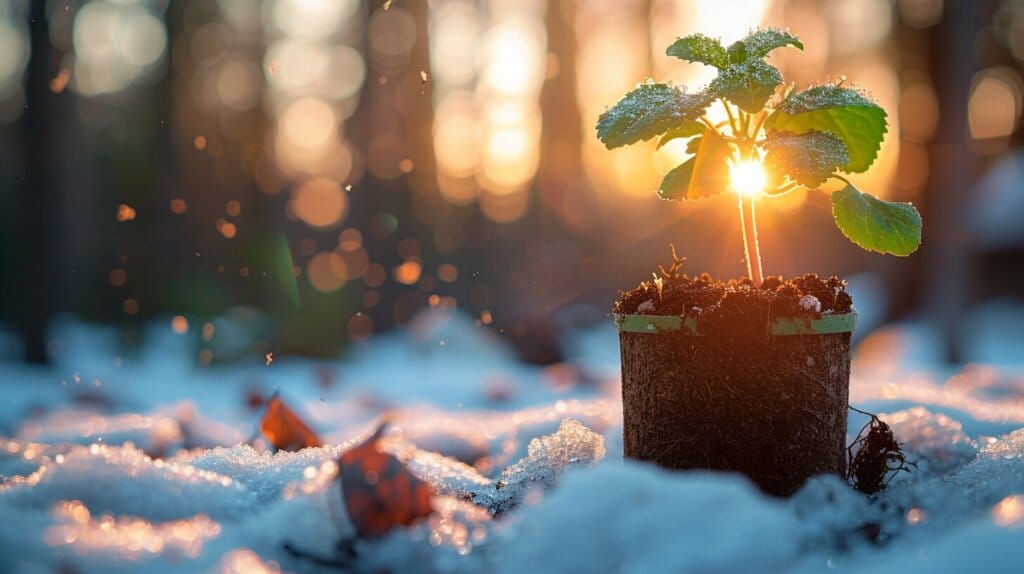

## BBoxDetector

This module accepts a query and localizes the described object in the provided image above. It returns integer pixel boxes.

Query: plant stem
[750,111,768,140]
[738,191,764,287]
[722,100,738,135]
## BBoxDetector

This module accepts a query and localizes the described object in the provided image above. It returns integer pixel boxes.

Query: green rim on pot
[614,312,857,336]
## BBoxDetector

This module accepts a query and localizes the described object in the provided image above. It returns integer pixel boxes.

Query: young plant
[596,29,922,286]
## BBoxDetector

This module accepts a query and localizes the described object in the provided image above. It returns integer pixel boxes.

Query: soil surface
[614,273,853,336]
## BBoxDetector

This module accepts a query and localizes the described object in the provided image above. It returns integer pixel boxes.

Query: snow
[865,516,1024,574]
[2,305,1024,572]
[497,463,800,574]
[880,407,978,475]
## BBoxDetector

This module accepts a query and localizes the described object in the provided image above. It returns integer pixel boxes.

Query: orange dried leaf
[259,394,322,451]
[339,423,435,538]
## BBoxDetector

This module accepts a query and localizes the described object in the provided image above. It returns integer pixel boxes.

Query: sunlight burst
[729,158,767,197]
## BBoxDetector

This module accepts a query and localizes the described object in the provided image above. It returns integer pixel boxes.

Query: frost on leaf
[762,129,849,188]
[726,28,804,62]
[831,183,922,256]
[656,120,705,149]
[665,34,730,69]
[488,419,605,516]
[765,84,887,172]
[597,84,711,149]
[707,59,783,113]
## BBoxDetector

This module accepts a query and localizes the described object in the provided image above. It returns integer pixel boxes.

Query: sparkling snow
[2,306,1024,572]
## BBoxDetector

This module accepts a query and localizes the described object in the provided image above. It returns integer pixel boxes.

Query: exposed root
[846,406,913,494]
[657,243,687,279]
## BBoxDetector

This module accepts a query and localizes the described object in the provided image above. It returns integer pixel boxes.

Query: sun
[729,158,767,197]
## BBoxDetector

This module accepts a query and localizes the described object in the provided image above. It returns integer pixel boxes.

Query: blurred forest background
[0,0,1022,366]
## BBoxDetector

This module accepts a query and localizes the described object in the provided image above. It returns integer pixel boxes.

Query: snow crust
[2,307,1024,572]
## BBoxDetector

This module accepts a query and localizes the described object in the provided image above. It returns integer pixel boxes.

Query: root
[657,243,687,279]
[846,406,913,494]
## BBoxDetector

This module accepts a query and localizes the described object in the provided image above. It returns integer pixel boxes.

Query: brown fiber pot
[617,313,856,497]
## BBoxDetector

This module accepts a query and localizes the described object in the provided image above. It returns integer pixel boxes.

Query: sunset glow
[729,158,768,198]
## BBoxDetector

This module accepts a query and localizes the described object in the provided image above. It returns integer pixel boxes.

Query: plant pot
[616,311,856,496]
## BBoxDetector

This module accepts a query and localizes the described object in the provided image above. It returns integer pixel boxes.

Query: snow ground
[2,303,1024,573]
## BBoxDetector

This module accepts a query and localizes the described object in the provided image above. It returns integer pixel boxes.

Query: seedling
[597,29,922,286]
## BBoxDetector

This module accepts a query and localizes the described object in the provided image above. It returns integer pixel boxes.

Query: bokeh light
[307,251,349,292]
[72,1,168,96]
[268,0,357,41]
[0,16,29,118]
[290,178,349,228]
[969,68,1023,141]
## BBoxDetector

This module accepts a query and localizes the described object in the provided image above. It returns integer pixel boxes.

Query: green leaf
[726,28,804,63]
[666,34,730,68]
[762,130,849,188]
[597,83,711,149]
[707,59,782,113]
[764,84,887,172]
[831,183,922,256]
[658,129,732,201]
[658,158,695,200]
[685,135,703,154]
[656,120,706,149]
[689,130,733,198]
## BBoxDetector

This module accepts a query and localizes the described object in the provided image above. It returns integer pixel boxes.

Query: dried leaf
[339,422,435,538]
[259,394,322,451]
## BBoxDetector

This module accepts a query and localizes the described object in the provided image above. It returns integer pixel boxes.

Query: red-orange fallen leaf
[259,394,322,451]
[339,422,435,539]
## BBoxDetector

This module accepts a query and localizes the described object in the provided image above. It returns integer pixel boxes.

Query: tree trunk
[923,1,984,363]
[18,1,58,363]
